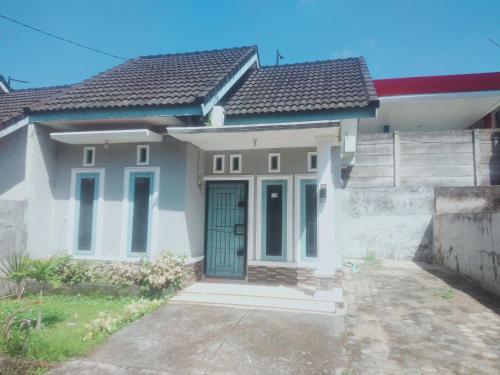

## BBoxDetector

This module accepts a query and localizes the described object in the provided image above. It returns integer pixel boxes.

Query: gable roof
[374,72,500,97]
[0,85,68,130]
[31,46,258,114]
[223,57,378,116]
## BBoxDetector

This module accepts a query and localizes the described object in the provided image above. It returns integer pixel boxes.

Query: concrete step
[181,282,317,301]
[171,292,336,314]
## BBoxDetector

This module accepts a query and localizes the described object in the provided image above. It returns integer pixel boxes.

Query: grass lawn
[0,294,165,374]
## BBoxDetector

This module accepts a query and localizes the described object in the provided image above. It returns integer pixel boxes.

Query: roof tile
[32,46,257,113]
[222,56,378,116]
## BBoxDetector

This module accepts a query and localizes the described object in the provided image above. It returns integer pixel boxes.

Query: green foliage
[83,298,164,341]
[55,259,97,286]
[25,255,70,331]
[27,255,70,285]
[363,251,381,267]
[0,294,164,363]
[433,287,455,300]
[106,251,185,297]
[0,251,31,299]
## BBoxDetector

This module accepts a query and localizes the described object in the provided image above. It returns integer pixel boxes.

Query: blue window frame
[127,172,154,256]
[261,179,287,261]
[74,172,99,254]
[300,179,318,261]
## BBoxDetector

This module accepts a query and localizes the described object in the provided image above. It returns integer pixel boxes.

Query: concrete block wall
[433,187,500,295]
[342,187,434,260]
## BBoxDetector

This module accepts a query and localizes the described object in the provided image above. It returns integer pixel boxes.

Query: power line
[489,38,500,49]
[0,13,129,60]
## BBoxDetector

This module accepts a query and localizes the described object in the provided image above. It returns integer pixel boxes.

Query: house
[0,46,499,295]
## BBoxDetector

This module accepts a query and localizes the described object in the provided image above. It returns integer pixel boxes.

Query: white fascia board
[200,54,259,116]
[50,129,163,144]
[0,80,10,93]
[380,90,500,103]
[0,117,29,139]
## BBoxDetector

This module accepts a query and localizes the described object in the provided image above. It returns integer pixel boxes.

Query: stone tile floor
[341,260,500,375]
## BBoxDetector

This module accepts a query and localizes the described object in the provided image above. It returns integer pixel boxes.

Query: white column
[315,136,342,277]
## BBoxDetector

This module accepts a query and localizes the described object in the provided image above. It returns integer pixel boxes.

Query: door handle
[237,249,246,256]
[234,224,245,235]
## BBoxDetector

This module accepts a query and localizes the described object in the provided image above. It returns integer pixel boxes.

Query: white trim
[136,145,150,166]
[229,154,242,173]
[68,168,105,258]
[212,154,225,174]
[294,174,318,266]
[248,260,316,269]
[82,147,96,167]
[50,129,163,144]
[307,152,318,172]
[168,120,341,133]
[201,54,258,116]
[380,90,500,103]
[0,117,29,139]
[203,175,255,262]
[121,166,160,259]
[268,153,281,173]
[256,175,293,263]
[0,80,10,93]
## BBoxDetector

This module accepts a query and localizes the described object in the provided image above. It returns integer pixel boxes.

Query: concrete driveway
[50,261,500,375]
[49,303,345,375]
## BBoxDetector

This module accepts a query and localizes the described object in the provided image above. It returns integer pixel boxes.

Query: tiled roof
[0,86,68,129]
[32,46,257,113]
[223,57,378,116]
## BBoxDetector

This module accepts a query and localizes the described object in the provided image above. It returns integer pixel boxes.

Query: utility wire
[0,13,129,60]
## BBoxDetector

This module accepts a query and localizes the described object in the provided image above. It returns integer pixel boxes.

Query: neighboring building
[0,46,499,294]
[360,72,500,132]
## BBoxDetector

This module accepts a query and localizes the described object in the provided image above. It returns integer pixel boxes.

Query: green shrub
[56,260,96,286]
[105,252,185,298]
[0,251,31,300]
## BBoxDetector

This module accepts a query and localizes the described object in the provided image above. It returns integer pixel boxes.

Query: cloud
[331,49,355,58]
[362,36,377,47]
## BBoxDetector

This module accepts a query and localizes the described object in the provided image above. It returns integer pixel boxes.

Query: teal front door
[205,181,247,279]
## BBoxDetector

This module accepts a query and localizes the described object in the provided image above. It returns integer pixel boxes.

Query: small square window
[137,145,150,165]
[213,154,225,173]
[268,153,280,173]
[308,152,317,172]
[230,154,242,173]
[82,147,95,167]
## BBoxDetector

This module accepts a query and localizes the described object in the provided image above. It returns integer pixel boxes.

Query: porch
[169,120,352,288]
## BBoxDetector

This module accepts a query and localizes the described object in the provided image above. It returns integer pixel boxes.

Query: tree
[0,251,31,300]
[26,255,68,331]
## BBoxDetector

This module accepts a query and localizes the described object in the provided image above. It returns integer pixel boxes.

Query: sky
[0,0,499,89]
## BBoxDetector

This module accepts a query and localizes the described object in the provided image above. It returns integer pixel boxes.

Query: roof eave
[224,104,378,126]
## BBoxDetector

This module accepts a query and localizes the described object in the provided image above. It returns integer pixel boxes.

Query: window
[74,173,99,253]
[137,145,150,165]
[229,154,242,173]
[268,153,280,173]
[83,147,95,167]
[213,154,225,174]
[308,152,317,172]
[128,172,154,255]
[261,179,287,261]
[300,179,318,260]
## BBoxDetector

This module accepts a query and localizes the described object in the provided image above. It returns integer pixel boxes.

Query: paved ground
[49,261,500,375]
[342,261,500,375]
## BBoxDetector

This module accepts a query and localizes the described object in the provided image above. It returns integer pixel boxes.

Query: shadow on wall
[414,262,500,313]
[0,128,26,196]
[413,220,433,262]
[489,132,500,185]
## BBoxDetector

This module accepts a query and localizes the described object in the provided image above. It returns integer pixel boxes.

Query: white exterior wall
[47,134,203,261]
